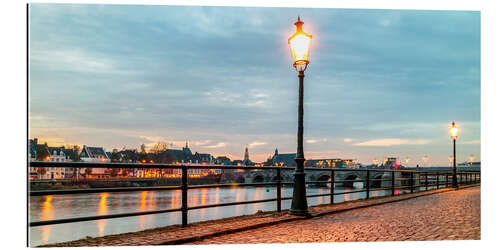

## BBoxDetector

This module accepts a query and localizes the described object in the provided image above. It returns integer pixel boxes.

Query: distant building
[306,158,356,168]
[383,157,399,169]
[80,145,110,178]
[242,146,254,166]
[271,148,296,167]
[214,156,232,165]
[28,138,77,179]
[458,161,481,168]
[80,145,110,162]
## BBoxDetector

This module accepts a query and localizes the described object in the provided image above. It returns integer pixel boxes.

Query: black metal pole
[391,171,395,196]
[276,167,282,212]
[289,70,309,216]
[452,138,458,188]
[366,169,370,199]
[425,172,428,191]
[410,172,414,193]
[181,167,188,227]
[330,170,335,204]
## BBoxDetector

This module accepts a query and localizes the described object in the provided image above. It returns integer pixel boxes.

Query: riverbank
[38,184,479,247]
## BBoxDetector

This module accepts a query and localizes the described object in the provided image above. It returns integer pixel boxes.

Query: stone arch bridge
[223,169,410,188]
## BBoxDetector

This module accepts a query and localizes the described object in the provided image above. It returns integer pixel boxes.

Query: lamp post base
[452,175,458,188]
[289,158,310,217]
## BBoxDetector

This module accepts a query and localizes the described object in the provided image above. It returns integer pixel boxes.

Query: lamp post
[288,16,312,216]
[450,121,459,188]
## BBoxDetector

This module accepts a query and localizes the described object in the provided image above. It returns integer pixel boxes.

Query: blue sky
[28,4,480,165]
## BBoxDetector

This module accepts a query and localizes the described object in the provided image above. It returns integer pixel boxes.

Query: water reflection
[138,191,148,230]
[30,186,400,246]
[40,196,54,243]
[97,192,108,236]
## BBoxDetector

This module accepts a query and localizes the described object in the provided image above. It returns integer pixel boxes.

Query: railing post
[436,172,439,189]
[366,169,370,199]
[425,172,428,191]
[391,171,395,196]
[181,166,188,227]
[446,173,449,188]
[410,172,414,193]
[330,170,335,204]
[276,167,282,212]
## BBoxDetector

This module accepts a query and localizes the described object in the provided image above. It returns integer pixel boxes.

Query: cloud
[354,138,431,147]
[203,142,228,148]
[248,141,268,148]
[306,138,327,144]
[28,5,480,166]
[461,140,480,145]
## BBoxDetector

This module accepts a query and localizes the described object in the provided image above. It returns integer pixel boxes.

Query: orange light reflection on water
[96,192,109,236]
[200,188,208,219]
[40,195,54,243]
[138,191,148,230]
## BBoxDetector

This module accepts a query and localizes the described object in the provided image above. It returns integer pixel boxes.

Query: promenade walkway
[189,186,480,244]
[42,185,480,247]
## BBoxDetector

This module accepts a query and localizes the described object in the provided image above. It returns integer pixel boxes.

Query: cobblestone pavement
[188,186,480,244]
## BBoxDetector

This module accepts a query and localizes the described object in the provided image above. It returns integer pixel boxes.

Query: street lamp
[288,16,312,216]
[469,154,474,166]
[450,121,459,188]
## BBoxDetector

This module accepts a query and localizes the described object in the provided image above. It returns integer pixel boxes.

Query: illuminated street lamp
[422,155,428,167]
[288,16,312,216]
[450,121,459,188]
[469,154,475,166]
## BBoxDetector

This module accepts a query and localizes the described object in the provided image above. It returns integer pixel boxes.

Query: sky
[28,4,480,166]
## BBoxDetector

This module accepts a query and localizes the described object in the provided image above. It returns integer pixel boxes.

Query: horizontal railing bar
[189,198,277,210]
[369,187,392,192]
[332,189,365,195]
[30,207,182,227]
[306,193,333,198]
[188,182,281,189]
[30,186,181,196]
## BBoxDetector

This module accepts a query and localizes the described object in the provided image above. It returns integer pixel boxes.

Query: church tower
[243,146,250,165]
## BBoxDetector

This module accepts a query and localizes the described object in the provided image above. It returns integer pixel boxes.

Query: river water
[29,184,412,246]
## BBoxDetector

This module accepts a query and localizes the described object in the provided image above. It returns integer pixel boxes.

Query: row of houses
[29,138,361,180]
[28,139,235,180]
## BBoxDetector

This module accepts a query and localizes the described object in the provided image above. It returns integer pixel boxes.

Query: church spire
[244,146,250,163]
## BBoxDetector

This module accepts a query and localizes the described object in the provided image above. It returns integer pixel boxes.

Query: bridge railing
[28,161,480,228]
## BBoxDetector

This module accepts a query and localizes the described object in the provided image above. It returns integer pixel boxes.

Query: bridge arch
[253,175,264,183]
[272,175,283,182]
[371,173,385,188]
[344,174,360,188]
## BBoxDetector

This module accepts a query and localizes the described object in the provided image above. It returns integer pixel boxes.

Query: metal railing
[28,161,480,228]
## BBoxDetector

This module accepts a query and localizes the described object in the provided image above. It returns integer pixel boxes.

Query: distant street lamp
[450,121,459,188]
[288,16,312,216]
[422,155,429,167]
